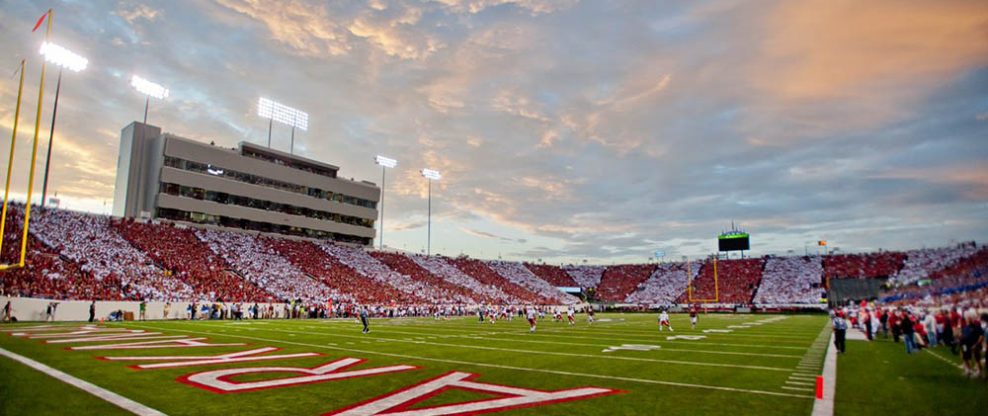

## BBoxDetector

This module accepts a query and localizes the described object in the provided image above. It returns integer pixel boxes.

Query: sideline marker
[815,376,823,399]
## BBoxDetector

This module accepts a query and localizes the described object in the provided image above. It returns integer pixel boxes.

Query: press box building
[112,121,379,245]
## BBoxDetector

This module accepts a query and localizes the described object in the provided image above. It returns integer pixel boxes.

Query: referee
[832,310,847,354]
[359,307,370,334]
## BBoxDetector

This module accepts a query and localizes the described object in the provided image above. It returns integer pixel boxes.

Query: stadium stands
[448,258,543,303]
[893,244,981,285]
[369,252,477,304]
[264,238,414,304]
[823,252,905,280]
[524,263,578,287]
[411,255,515,304]
[0,205,124,300]
[195,228,335,303]
[625,262,695,305]
[596,264,657,302]
[753,256,824,304]
[320,243,443,303]
[678,258,764,304]
[30,207,193,301]
[485,260,579,304]
[563,265,605,288]
[114,220,272,302]
[1,205,982,309]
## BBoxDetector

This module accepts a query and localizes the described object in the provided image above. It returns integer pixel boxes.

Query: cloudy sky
[0,0,986,264]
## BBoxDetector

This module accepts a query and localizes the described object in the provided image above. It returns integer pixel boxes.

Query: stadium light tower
[131,75,168,124]
[39,42,87,210]
[257,97,308,155]
[375,155,397,250]
[420,168,441,256]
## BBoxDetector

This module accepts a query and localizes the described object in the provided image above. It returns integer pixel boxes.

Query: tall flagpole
[0,60,26,264]
[20,9,53,267]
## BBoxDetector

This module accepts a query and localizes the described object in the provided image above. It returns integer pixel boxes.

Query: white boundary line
[117,323,813,399]
[0,347,166,416]
[925,349,964,370]
[810,333,836,416]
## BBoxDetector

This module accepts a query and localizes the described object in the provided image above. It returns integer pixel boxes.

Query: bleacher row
[1,205,985,306]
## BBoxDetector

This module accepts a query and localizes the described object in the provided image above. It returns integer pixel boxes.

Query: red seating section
[266,238,418,304]
[524,263,577,287]
[596,264,656,302]
[114,220,271,302]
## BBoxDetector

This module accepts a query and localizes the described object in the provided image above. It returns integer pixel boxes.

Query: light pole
[374,156,397,250]
[257,97,307,154]
[130,75,168,124]
[39,42,87,210]
[420,168,441,256]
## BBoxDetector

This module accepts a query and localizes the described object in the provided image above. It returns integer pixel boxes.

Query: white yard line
[925,349,964,370]
[299,322,814,350]
[296,326,802,359]
[192,321,794,372]
[0,347,166,416]
[117,323,813,399]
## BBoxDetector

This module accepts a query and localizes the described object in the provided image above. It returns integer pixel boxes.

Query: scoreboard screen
[718,232,750,251]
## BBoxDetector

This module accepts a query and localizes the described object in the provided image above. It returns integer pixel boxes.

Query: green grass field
[0,313,983,415]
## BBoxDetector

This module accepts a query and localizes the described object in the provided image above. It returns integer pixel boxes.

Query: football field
[0,313,980,415]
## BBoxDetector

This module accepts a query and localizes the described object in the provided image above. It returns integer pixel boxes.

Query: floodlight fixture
[375,155,397,168]
[421,168,442,255]
[421,168,441,180]
[257,97,308,130]
[39,43,89,210]
[131,75,168,100]
[39,42,87,72]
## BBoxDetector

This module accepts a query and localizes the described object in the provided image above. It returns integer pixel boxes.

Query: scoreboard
[718,232,750,251]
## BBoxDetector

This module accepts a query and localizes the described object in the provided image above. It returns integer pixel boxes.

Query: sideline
[0,347,166,416]
[810,333,836,416]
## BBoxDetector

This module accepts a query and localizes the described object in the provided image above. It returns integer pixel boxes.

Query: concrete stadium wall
[1,296,283,322]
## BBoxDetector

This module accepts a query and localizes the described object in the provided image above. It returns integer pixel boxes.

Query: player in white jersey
[689,305,698,329]
[658,310,673,331]
[526,307,537,332]
[553,309,563,322]
[567,307,576,325]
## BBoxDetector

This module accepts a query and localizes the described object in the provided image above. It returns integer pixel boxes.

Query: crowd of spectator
[754,256,825,304]
[823,251,906,280]
[676,258,764,304]
[369,252,477,304]
[266,238,412,304]
[625,262,694,305]
[114,220,272,302]
[448,258,542,303]
[411,255,515,304]
[893,243,981,286]
[320,243,442,303]
[596,264,657,302]
[0,205,124,300]
[2,205,985,312]
[563,265,605,288]
[486,260,579,304]
[31,207,193,301]
[196,229,334,303]
[839,297,986,379]
[524,263,578,287]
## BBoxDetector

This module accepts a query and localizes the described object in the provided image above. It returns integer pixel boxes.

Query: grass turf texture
[0,313,981,415]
